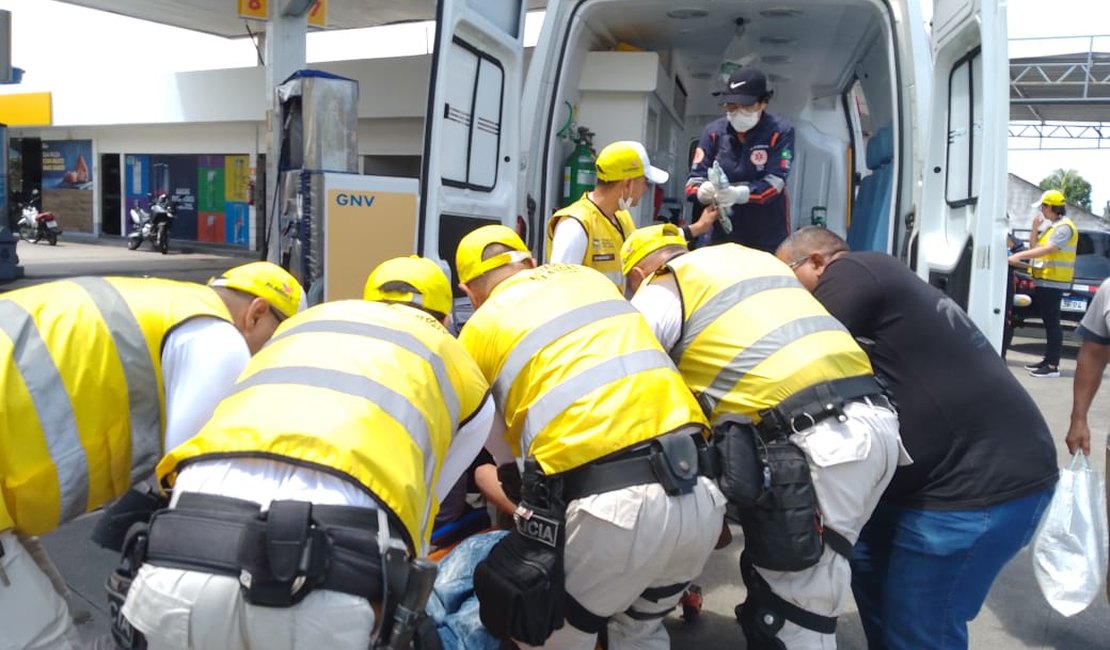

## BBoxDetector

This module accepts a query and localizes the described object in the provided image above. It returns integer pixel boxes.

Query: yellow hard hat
[1035,189,1066,207]
[455,225,532,284]
[363,255,453,316]
[620,223,688,276]
[209,261,303,321]
[595,141,669,184]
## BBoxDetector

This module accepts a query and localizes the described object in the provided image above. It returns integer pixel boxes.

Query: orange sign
[308,0,327,28]
[237,0,267,20]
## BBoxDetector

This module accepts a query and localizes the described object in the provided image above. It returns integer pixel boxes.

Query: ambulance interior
[531,0,907,257]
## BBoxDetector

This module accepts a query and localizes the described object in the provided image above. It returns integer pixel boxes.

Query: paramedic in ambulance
[0,262,303,650]
[119,255,495,650]
[687,67,795,253]
[457,225,725,650]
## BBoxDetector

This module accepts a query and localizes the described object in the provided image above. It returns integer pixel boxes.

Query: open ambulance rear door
[419,0,528,286]
[916,0,1009,348]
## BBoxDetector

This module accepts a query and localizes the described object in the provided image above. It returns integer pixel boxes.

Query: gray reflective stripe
[699,315,846,416]
[763,175,786,192]
[520,349,673,453]
[71,278,163,482]
[0,300,89,525]
[491,300,634,405]
[672,275,798,364]
[270,319,460,426]
[229,366,439,528]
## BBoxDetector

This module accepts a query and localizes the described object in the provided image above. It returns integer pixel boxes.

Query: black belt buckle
[648,431,699,496]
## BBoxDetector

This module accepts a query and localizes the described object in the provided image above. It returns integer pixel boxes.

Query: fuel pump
[562,126,596,207]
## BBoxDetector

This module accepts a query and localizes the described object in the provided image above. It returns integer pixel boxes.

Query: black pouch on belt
[473,459,566,645]
[740,437,823,572]
[712,414,766,508]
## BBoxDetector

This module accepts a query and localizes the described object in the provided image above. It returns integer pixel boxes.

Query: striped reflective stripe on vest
[699,315,847,416]
[270,319,461,427]
[491,300,634,405]
[72,278,164,484]
[0,299,90,525]
[520,348,675,453]
[671,275,799,363]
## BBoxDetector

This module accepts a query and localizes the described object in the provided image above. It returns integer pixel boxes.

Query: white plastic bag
[1032,452,1110,616]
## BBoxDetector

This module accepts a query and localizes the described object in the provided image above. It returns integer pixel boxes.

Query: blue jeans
[850,487,1054,650]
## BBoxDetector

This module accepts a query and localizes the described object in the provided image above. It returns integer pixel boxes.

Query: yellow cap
[209,261,304,321]
[363,255,453,316]
[595,141,669,184]
[1034,189,1066,207]
[620,224,688,276]
[455,225,532,284]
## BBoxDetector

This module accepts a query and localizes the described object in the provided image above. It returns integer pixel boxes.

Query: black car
[1011,227,1110,327]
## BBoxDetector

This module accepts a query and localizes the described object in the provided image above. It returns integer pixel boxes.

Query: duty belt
[561,428,718,502]
[141,493,385,607]
[756,375,887,439]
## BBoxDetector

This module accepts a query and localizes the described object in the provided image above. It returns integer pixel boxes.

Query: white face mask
[618,193,633,211]
[727,109,761,133]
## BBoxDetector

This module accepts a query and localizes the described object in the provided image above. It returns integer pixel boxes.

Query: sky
[0,0,1108,213]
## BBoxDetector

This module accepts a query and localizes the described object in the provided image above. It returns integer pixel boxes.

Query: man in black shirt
[777,227,1058,650]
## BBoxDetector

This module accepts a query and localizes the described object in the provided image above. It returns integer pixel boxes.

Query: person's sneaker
[1024,359,1048,371]
[1029,365,1060,378]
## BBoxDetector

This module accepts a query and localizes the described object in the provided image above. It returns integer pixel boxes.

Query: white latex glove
[696,181,717,205]
[716,184,750,207]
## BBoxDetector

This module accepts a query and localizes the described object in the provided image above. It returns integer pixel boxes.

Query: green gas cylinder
[562,128,596,207]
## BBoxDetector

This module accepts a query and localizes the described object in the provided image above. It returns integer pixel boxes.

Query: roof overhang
[1010,51,1110,122]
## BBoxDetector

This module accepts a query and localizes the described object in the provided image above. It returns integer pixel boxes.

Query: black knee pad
[735,599,786,650]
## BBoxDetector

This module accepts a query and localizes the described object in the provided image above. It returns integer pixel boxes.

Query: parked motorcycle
[128,193,176,254]
[17,189,62,246]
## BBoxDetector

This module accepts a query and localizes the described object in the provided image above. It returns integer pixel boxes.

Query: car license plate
[1062,296,1089,313]
[46,220,57,228]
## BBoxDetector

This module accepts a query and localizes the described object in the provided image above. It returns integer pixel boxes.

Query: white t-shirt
[549,218,589,265]
[629,273,684,353]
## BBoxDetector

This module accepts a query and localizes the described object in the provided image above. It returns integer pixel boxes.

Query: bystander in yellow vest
[1031,216,1079,286]
[663,244,873,421]
[547,193,637,287]
[459,263,707,475]
[0,277,231,535]
[158,300,489,550]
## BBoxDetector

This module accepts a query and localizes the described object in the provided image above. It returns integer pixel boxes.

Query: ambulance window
[945,49,981,207]
[845,79,871,178]
[440,38,506,192]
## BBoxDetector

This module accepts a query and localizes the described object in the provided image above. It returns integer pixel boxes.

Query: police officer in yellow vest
[548,141,667,288]
[621,225,908,650]
[1009,189,1079,378]
[455,225,725,650]
[0,261,301,650]
[119,255,494,650]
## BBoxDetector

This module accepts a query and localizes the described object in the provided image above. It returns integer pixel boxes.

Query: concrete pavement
[8,242,1110,648]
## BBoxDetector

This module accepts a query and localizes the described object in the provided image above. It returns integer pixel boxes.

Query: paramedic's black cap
[714,68,770,105]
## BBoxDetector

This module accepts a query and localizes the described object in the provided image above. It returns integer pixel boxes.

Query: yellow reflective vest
[1031,217,1079,286]
[159,300,490,550]
[459,264,707,475]
[0,277,231,535]
[547,193,637,287]
[661,244,873,422]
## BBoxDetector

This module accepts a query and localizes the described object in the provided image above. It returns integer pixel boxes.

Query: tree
[1040,169,1092,212]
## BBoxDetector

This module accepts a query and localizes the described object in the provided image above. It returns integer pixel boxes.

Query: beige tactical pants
[0,530,82,650]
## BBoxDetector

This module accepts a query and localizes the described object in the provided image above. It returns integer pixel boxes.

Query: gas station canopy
[54,0,548,38]
[1010,51,1110,122]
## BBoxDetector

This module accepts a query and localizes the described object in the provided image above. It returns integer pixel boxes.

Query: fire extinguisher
[562,126,596,207]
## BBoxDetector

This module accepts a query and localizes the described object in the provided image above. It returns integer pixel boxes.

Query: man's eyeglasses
[787,256,810,270]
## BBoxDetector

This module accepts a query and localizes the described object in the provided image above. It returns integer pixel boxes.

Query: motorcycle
[17,189,62,246]
[128,193,176,254]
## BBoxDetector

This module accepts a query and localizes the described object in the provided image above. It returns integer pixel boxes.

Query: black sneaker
[1024,360,1048,371]
[1029,365,1060,378]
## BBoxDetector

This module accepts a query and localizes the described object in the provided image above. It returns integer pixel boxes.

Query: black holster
[91,484,166,552]
[105,525,150,649]
[713,416,823,572]
[473,458,566,645]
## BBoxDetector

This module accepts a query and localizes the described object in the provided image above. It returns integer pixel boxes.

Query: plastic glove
[716,184,750,208]
[696,181,717,205]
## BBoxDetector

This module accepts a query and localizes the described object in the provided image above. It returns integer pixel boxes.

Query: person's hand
[696,181,716,205]
[1032,212,1044,232]
[1008,254,1024,268]
[716,184,750,207]
[690,204,720,238]
[1066,420,1092,456]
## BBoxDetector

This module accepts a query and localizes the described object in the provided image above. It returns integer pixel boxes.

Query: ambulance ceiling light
[760,8,804,19]
[666,8,709,20]
[760,36,796,45]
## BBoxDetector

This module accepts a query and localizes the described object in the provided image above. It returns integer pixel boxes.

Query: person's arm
[162,318,250,452]
[745,125,794,205]
[811,258,881,335]
[685,204,720,240]
[1009,243,1059,263]
[474,463,516,516]
[629,275,683,352]
[1029,214,1042,249]
[549,217,589,265]
[1068,338,1110,456]
[436,396,496,503]
[685,126,717,202]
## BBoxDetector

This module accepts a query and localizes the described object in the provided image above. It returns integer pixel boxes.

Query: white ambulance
[417,0,1008,346]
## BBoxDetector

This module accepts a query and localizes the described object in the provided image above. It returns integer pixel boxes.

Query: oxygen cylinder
[562,128,597,207]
